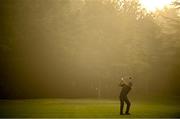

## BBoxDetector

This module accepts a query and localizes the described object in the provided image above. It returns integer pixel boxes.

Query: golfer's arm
[119,80,126,86]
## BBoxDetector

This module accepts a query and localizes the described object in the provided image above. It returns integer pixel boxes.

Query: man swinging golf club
[119,76,133,115]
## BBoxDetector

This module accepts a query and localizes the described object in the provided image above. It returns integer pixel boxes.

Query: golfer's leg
[120,97,124,114]
[124,96,131,114]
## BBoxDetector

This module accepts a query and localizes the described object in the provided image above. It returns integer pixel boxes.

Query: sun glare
[139,0,173,12]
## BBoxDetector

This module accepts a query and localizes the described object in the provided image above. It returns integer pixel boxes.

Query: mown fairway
[0,99,180,118]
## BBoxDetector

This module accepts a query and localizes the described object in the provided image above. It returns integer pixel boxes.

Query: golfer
[119,77,133,115]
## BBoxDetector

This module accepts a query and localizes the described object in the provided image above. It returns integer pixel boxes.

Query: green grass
[0,99,179,118]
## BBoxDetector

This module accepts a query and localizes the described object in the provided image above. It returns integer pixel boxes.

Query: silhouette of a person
[119,77,132,115]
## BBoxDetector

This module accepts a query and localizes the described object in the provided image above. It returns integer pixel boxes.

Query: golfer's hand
[119,77,124,86]
[121,77,124,81]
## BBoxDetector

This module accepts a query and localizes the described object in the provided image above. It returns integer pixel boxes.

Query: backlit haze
[139,0,173,12]
[0,0,180,99]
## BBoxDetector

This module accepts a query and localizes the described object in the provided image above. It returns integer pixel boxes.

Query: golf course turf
[0,99,179,118]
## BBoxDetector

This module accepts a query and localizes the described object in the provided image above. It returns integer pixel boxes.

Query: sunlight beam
[139,0,173,12]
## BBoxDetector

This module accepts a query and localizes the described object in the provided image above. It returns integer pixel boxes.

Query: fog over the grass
[0,0,180,99]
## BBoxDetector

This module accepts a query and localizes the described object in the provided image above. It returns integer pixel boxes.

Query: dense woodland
[0,0,180,98]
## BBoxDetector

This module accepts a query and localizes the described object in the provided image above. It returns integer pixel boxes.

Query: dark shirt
[120,84,131,96]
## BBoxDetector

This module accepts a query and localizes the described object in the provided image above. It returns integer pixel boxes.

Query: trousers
[120,95,131,114]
